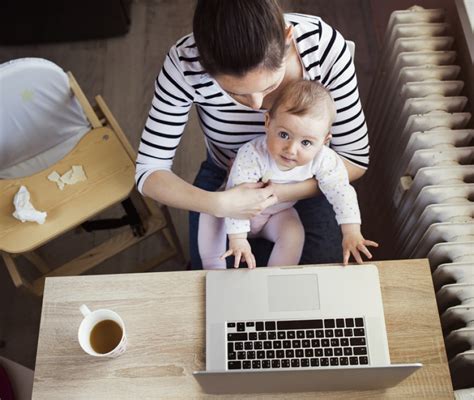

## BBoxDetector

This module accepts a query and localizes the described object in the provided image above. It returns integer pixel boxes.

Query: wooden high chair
[0,58,184,296]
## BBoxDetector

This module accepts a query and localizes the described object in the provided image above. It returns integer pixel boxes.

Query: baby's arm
[221,233,256,269]
[340,224,378,265]
[315,148,378,265]
[222,141,265,269]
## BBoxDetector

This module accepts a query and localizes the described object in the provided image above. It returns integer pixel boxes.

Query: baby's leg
[198,213,227,269]
[260,208,305,267]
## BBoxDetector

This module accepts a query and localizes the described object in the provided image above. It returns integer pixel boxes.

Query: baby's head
[265,80,336,170]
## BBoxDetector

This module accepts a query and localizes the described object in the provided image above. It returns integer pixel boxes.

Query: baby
[200,79,378,269]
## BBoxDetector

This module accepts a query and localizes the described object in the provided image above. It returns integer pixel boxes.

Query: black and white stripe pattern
[136,14,369,192]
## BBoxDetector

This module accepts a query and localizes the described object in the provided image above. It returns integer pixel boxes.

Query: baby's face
[265,110,330,171]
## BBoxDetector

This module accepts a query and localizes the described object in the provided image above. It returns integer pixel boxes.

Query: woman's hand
[215,182,278,219]
[221,234,256,269]
[341,224,379,265]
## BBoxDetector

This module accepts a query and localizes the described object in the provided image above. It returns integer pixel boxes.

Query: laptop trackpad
[267,274,320,312]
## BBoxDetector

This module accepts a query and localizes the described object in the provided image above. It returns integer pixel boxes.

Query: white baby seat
[0,58,90,178]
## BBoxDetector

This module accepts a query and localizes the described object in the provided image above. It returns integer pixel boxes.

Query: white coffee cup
[78,304,127,358]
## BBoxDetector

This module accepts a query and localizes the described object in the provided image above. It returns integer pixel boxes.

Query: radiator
[365,6,474,393]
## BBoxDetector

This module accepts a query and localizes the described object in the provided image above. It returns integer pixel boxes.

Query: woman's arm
[142,169,278,219]
[272,158,366,203]
[320,20,369,170]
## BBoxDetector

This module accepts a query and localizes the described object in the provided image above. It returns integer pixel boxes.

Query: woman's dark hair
[193,0,286,77]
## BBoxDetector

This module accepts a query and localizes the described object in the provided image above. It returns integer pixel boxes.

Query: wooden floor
[0,0,451,371]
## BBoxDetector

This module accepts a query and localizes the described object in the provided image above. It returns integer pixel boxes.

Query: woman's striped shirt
[135,13,369,193]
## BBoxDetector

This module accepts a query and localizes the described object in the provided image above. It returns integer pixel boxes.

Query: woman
[135,0,369,268]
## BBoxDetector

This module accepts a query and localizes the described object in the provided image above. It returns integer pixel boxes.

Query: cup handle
[80,304,91,317]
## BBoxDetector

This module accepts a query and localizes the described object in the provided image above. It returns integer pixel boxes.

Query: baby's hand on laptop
[341,224,379,265]
[221,234,256,269]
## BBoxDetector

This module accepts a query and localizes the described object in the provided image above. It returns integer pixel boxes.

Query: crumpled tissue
[12,185,47,224]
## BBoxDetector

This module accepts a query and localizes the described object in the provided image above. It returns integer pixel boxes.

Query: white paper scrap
[47,170,65,190]
[12,185,47,224]
[48,165,87,189]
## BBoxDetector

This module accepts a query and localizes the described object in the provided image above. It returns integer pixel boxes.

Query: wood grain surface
[32,259,453,399]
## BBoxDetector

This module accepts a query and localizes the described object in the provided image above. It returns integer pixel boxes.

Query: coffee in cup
[78,304,127,358]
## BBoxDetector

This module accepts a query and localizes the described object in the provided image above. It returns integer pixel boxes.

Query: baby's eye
[279,131,289,139]
[301,140,312,147]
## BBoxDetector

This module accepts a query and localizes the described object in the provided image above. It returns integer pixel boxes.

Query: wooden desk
[32,260,453,399]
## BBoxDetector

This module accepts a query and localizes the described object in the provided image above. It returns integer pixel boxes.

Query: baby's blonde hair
[268,80,336,125]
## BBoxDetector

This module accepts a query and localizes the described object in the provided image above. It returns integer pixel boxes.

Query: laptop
[193,264,422,394]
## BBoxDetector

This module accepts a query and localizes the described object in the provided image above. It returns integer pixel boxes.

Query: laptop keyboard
[226,318,369,370]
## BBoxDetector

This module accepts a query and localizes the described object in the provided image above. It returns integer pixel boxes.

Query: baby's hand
[341,224,379,265]
[221,236,256,269]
